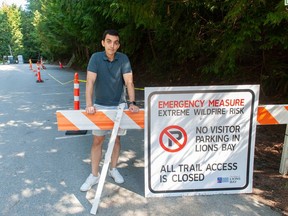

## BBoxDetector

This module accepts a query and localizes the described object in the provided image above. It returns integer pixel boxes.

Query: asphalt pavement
[0,64,281,215]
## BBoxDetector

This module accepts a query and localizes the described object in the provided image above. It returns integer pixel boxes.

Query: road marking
[48,73,73,85]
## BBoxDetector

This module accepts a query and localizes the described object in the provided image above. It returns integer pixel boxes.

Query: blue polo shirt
[87,51,132,106]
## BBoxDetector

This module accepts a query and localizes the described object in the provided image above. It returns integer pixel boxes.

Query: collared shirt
[87,51,132,106]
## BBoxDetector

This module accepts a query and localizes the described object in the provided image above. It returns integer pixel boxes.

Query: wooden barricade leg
[279,124,288,175]
[90,103,125,215]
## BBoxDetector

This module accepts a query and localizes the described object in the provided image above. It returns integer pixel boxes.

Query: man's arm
[86,71,97,114]
[123,72,139,112]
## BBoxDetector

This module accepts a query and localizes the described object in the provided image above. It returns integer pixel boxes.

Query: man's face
[102,34,120,56]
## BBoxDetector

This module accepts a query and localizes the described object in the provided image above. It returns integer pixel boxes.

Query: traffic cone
[36,66,44,83]
[65,72,87,135]
[59,61,63,69]
[74,72,80,110]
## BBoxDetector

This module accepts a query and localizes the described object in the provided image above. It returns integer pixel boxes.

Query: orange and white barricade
[56,105,287,130]
[56,109,144,131]
[257,105,288,125]
[257,104,288,176]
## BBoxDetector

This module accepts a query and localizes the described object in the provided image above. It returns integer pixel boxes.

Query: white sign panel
[144,85,259,197]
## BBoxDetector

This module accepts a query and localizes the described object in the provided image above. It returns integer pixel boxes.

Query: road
[0,64,281,215]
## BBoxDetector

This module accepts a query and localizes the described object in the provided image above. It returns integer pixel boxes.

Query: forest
[0,0,287,97]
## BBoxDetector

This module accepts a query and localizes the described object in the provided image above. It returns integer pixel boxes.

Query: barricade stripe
[56,109,145,130]
[124,110,145,129]
[82,112,114,130]
[266,105,288,124]
[102,111,118,124]
[257,107,279,125]
[56,112,79,131]
[59,110,101,130]
[119,112,141,129]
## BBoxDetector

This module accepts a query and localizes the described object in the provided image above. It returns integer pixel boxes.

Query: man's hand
[86,106,96,114]
[129,104,139,113]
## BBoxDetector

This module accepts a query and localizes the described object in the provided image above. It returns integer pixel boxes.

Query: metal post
[279,124,288,175]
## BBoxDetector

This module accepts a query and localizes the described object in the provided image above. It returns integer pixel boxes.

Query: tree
[0,9,12,58]
[20,9,40,61]
[2,4,24,57]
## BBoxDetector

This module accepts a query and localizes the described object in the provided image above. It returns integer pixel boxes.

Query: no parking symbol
[159,125,187,153]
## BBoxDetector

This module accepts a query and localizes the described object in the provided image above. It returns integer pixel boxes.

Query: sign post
[280,125,288,175]
[145,85,259,197]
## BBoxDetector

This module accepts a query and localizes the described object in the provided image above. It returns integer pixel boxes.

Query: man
[80,29,139,192]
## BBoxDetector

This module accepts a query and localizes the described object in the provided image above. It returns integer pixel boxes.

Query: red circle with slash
[159,125,187,153]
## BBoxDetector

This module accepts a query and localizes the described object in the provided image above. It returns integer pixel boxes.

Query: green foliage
[21,10,40,60]
[0,10,12,57]
[0,0,287,96]
[0,4,24,57]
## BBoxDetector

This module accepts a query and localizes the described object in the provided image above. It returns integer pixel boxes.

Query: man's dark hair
[102,29,119,40]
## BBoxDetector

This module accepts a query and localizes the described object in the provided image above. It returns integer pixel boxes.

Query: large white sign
[144,85,259,197]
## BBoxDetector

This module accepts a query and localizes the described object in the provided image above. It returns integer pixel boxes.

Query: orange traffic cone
[36,66,44,83]
[74,73,80,110]
[65,72,87,135]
